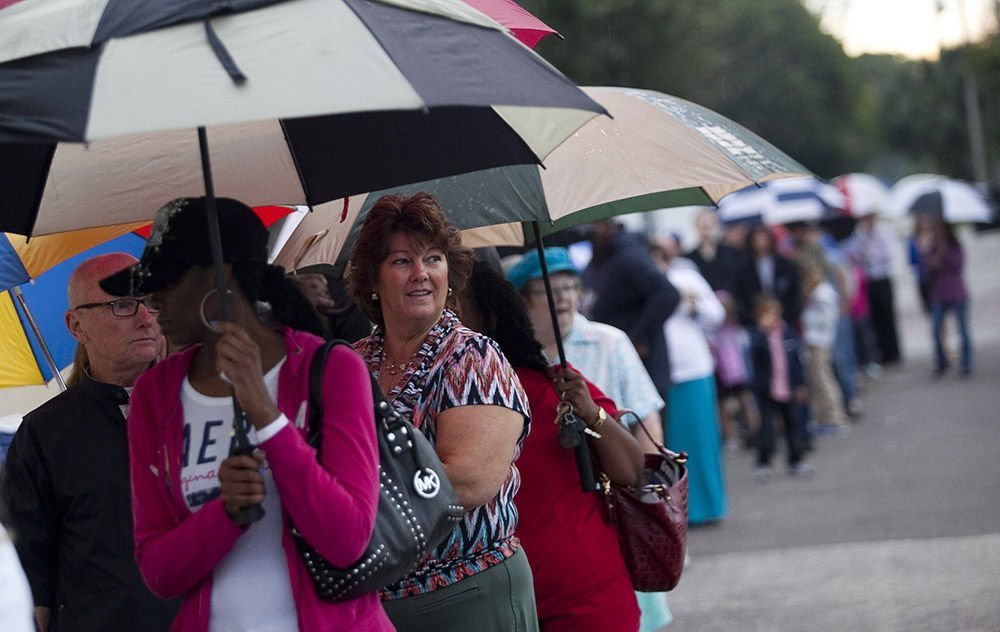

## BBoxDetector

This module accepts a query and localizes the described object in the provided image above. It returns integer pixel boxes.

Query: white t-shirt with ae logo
[180,359,297,632]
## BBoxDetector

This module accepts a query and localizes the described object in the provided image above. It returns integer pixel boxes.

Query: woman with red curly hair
[349,192,537,632]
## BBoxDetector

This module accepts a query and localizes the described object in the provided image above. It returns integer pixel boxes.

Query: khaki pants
[807,345,847,426]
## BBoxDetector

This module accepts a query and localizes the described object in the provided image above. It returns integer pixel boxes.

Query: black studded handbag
[292,340,464,602]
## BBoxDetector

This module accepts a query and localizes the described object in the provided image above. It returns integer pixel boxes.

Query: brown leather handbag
[599,412,689,592]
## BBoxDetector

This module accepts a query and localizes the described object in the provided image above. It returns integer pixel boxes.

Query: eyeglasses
[73,296,159,317]
[526,282,581,298]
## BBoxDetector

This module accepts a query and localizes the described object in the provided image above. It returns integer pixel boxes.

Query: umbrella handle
[198,126,265,524]
[530,222,597,493]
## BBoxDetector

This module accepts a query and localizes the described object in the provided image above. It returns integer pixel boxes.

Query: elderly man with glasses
[1,253,177,632]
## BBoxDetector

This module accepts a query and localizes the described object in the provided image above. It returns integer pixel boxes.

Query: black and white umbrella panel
[0,0,604,236]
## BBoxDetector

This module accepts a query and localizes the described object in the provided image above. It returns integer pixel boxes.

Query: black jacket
[687,243,758,324]
[749,254,803,327]
[748,324,806,396]
[585,231,680,394]
[1,373,177,631]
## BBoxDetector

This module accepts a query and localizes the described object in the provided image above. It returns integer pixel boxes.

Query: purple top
[926,242,968,306]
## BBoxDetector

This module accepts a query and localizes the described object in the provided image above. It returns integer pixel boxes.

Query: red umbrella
[462,0,559,48]
[132,205,294,239]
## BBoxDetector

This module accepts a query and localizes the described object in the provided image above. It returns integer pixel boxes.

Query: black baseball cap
[100,197,268,296]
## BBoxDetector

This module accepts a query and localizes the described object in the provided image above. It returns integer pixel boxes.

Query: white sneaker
[754,465,772,482]
[789,462,815,477]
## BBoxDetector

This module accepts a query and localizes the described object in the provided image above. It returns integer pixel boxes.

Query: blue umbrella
[0,232,146,389]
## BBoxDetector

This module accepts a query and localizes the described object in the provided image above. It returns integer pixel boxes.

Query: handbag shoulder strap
[306,339,398,459]
[615,409,688,464]
[306,339,339,452]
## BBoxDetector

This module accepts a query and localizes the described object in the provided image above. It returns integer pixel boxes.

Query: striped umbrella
[0,0,604,237]
[717,177,846,227]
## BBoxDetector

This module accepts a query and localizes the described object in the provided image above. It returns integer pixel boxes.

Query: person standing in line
[787,222,862,418]
[348,193,536,632]
[462,259,644,632]
[844,214,902,365]
[650,236,729,524]
[711,291,760,451]
[505,247,673,632]
[687,210,757,324]
[100,198,391,631]
[921,217,973,377]
[505,247,666,451]
[746,225,804,328]
[1,252,178,632]
[799,260,849,433]
[909,214,935,314]
[748,294,813,480]
[584,220,680,409]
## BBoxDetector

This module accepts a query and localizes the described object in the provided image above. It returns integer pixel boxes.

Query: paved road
[661,228,1000,631]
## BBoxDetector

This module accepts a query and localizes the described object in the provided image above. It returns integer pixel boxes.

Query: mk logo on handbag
[413,468,442,498]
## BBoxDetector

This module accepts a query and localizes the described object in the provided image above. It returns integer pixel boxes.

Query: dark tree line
[520,0,999,185]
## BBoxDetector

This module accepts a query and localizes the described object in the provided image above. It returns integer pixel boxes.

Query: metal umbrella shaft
[198,127,265,524]
[11,285,67,392]
[530,221,596,493]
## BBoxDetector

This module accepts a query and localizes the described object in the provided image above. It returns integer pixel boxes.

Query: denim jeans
[931,301,972,373]
[832,316,858,403]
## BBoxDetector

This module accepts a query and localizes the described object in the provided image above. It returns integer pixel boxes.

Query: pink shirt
[128,328,392,632]
[767,327,791,402]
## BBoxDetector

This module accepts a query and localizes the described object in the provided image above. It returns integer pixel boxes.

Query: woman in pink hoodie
[100,197,392,632]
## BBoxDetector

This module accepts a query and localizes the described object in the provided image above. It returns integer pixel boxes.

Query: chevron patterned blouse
[355,309,530,599]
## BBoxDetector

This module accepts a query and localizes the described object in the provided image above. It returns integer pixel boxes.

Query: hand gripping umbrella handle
[231,407,266,525]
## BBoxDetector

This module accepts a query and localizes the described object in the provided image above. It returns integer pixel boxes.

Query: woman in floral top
[349,192,536,632]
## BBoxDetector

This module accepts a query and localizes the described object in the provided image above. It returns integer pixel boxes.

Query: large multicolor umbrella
[0,232,147,389]
[0,0,604,237]
[273,86,809,269]
[0,206,294,389]
[463,0,558,48]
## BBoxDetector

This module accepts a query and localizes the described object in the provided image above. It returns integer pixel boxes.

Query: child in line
[800,260,849,432]
[748,294,812,480]
[711,291,760,451]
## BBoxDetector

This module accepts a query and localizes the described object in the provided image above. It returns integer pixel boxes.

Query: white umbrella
[888,174,995,224]
[832,173,891,218]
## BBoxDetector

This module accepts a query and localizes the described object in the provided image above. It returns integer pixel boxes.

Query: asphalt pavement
[660,228,1000,632]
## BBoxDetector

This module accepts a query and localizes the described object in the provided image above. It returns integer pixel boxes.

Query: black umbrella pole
[199,127,264,524]
[530,222,596,493]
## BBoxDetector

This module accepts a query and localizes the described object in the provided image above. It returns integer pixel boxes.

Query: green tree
[522,0,876,177]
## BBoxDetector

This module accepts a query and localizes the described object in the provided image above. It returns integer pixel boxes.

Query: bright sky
[806,0,996,59]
